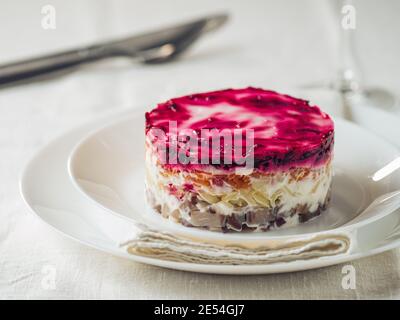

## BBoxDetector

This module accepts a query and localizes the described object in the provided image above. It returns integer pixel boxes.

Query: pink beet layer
[145,87,334,172]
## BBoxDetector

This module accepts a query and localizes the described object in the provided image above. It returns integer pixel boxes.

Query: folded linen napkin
[120,229,351,265]
[117,190,400,265]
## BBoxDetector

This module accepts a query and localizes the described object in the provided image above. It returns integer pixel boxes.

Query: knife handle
[0,45,116,85]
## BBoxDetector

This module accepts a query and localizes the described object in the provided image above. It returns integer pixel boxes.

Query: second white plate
[68,112,400,242]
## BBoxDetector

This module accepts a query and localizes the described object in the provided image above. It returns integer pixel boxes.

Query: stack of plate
[20,104,400,275]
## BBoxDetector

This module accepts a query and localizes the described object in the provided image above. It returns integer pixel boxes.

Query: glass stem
[335,0,362,95]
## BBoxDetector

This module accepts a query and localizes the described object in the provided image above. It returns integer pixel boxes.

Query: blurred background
[1,0,399,111]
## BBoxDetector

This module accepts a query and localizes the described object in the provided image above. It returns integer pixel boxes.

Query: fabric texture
[122,231,350,264]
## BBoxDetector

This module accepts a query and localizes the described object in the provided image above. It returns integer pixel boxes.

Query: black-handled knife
[0,13,228,86]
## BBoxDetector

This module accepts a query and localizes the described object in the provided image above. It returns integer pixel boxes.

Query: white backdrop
[1,0,400,299]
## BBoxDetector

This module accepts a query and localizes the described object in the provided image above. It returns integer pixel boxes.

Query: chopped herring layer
[145,146,332,232]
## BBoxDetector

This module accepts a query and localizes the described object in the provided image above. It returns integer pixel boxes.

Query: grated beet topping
[146,87,334,172]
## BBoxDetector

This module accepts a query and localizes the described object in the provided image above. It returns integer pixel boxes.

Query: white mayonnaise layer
[145,146,332,218]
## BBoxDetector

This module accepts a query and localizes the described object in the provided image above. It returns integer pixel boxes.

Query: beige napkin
[121,230,351,265]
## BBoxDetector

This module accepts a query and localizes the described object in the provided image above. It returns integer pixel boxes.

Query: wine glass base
[299,82,398,112]
[362,87,398,112]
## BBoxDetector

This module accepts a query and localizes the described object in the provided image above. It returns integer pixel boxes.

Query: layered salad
[145,87,334,232]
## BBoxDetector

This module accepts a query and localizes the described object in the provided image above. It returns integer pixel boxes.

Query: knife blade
[0,13,228,86]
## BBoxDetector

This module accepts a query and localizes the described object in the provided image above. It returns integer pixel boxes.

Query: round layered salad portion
[145,87,334,232]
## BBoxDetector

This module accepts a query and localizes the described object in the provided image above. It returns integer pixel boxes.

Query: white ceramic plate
[20,108,400,274]
[68,113,400,242]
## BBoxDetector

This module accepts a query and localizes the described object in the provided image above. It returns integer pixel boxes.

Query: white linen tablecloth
[1,0,400,299]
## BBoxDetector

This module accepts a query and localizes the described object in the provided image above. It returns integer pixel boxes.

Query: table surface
[1,0,400,299]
